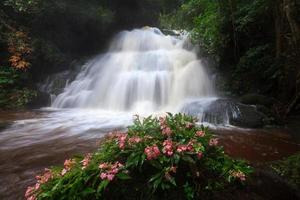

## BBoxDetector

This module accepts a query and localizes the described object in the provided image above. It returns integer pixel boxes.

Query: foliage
[4,0,40,13]
[159,0,224,55]
[271,153,300,188]
[26,114,253,200]
[0,0,117,108]
[160,0,300,113]
[0,66,36,109]
[0,66,21,88]
[7,31,33,70]
[231,45,277,94]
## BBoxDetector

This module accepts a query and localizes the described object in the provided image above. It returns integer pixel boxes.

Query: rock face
[229,103,265,128]
[181,98,269,128]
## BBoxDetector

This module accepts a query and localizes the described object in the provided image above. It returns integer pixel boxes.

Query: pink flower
[153,146,160,155]
[162,127,172,136]
[107,174,115,181]
[99,163,109,169]
[128,136,142,145]
[209,138,219,146]
[162,140,174,157]
[144,145,161,160]
[25,186,35,198]
[159,117,173,137]
[34,183,40,190]
[176,145,188,153]
[27,196,37,200]
[36,168,53,184]
[64,159,76,170]
[61,159,76,176]
[197,152,203,159]
[61,168,67,176]
[159,117,166,126]
[99,161,124,181]
[185,122,194,129]
[81,153,92,169]
[116,161,124,168]
[230,170,246,181]
[196,130,205,137]
[111,168,119,174]
[117,134,128,150]
[170,166,177,173]
[100,173,107,180]
[187,140,194,151]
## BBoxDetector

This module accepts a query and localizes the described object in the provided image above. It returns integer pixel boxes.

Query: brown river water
[0,109,299,200]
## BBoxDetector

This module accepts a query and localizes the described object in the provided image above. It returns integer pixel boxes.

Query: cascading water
[52,27,215,113]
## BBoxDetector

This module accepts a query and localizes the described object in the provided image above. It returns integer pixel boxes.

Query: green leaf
[81,187,95,196]
[97,180,110,193]
[116,173,131,180]
[182,155,196,164]
[149,172,162,183]
[149,160,162,169]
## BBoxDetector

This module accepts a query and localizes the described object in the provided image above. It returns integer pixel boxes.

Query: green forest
[0,0,300,200]
[1,0,299,116]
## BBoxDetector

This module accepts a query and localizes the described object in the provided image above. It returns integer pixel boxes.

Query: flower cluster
[99,161,124,181]
[230,170,246,181]
[25,168,53,200]
[185,122,194,129]
[25,187,36,200]
[61,159,76,176]
[196,130,205,137]
[176,141,194,153]
[162,139,174,156]
[159,117,173,137]
[144,145,161,160]
[117,133,128,150]
[80,153,92,170]
[209,138,219,146]
[128,136,142,145]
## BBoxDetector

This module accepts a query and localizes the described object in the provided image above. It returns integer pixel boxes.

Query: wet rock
[230,103,265,128]
[181,98,268,128]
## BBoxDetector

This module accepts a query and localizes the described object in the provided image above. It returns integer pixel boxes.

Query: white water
[52,27,215,114]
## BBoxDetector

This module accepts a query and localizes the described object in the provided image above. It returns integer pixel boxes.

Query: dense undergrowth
[271,153,300,188]
[160,0,300,115]
[25,114,252,200]
[0,66,36,109]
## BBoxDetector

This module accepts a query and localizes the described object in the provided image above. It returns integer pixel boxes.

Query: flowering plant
[26,113,252,200]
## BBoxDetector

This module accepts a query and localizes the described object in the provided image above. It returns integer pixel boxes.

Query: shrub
[25,113,253,200]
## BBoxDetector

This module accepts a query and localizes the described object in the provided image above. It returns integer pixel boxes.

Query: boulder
[181,98,268,128]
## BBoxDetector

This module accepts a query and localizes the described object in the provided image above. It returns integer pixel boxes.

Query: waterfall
[52,27,214,113]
